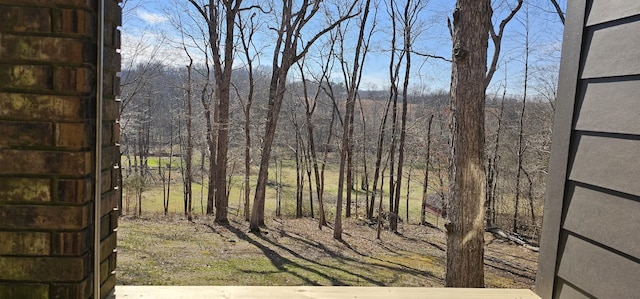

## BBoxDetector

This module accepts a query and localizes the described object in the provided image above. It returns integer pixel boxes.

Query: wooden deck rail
[113,286,540,299]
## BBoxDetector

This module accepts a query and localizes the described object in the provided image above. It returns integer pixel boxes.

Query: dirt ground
[116,215,538,289]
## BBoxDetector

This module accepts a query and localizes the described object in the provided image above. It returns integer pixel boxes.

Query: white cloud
[137,9,168,24]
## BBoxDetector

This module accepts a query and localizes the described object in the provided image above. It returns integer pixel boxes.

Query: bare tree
[335,0,373,240]
[250,0,358,232]
[234,10,260,221]
[296,52,335,227]
[184,60,194,221]
[188,0,255,223]
[391,0,426,232]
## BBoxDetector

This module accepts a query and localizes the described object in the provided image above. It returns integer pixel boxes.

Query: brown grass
[117,214,538,288]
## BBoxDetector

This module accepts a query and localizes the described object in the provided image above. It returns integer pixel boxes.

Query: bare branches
[294,3,360,63]
[549,0,565,25]
[412,50,452,62]
[187,0,210,23]
[486,0,523,88]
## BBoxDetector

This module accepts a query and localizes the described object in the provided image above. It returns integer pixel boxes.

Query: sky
[120,0,566,97]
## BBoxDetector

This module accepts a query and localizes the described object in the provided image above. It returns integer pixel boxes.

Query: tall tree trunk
[185,63,194,221]
[294,121,303,218]
[392,0,413,231]
[318,107,336,228]
[446,0,491,287]
[405,159,413,224]
[514,5,530,233]
[237,12,255,222]
[486,84,506,228]
[420,115,434,225]
[358,97,371,219]
[250,0,358,232]
[335,0,373,239]
[252,66,289,231]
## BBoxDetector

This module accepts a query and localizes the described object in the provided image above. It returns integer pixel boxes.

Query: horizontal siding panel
[569,134,640,196]
[582,20,640,78]
[563,183,640,258]
[587,0,640,26]
[576,79,640,135]
[557,233,640,299]
[553,279,590,299]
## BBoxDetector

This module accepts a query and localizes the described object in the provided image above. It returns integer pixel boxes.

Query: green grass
[121,157,447,225]
[116,216,537,288]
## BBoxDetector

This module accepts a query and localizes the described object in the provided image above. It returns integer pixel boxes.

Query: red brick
[0,6,52,33]
[0,120,53,147]
[101,146,121,170]
[0,204,92,230]
[105,0,122,26]
[100,232,116,260]
[112,122,121,144]
[103,98,120,121]
[101,189,120,217]
[0,283,49,299]
[103,71,121,99]
[0,254,91,282]
[0,34,88,64]
[0,149,92,176]
[0,232,50,255]
[55,8,96,37]
[102,122,113,146]
[57,178,92,204]
[104,50,121,72]
[51,227,92,256]
[0,93,89,121]
[113,75,121,96]
[101,169,112,194]
[0,178,51,203]
[53,66,93,93]
[50,276,92,299]
[110,209,119,231]
[55,122,90,149]
[100,213,111,240]
[101,272,116,299]
[0,64,52,90]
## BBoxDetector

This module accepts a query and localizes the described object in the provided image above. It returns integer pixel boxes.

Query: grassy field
[118,157,539,287]
[121,155,444,223]
[117,216,538,288]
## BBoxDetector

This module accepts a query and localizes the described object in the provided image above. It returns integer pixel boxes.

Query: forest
[117,0,565,287]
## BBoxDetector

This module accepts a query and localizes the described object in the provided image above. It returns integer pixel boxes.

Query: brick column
[0,1,121,298]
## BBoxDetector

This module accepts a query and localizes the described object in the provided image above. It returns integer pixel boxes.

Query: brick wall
[0,1,121,298]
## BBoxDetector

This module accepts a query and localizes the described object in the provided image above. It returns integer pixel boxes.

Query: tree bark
[446,0,491,287]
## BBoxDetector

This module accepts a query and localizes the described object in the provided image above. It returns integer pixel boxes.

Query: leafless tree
[335,0,374,240]
[250,0,359,232]
[233,10,260,221]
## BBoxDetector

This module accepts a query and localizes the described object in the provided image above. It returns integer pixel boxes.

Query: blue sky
[120,0,566,97]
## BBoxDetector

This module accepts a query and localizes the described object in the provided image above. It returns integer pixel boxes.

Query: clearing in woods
[116,215,538,288]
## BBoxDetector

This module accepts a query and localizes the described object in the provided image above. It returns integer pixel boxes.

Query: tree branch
[187,0,209,23]
[486,0,523,89]
[294,2,360,63]
[413,50,452,62]
[549,0,565,25]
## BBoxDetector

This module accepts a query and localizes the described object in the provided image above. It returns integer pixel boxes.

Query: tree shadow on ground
[206,223,354,285]
[202,221,441,286]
